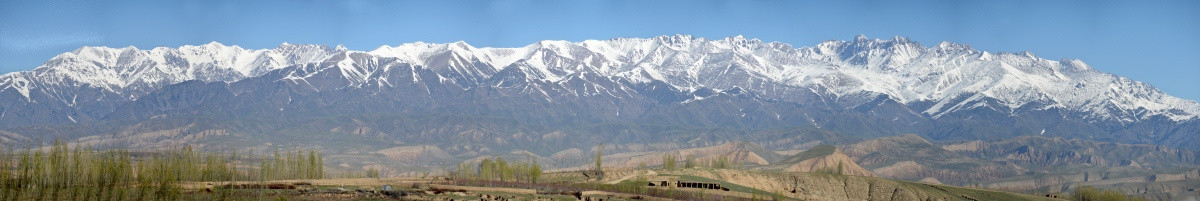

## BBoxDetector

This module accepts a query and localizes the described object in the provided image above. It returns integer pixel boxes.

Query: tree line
[0,141,324,200]
[258,148,323,181]
[451,157,543,183]
[660,153,734,171]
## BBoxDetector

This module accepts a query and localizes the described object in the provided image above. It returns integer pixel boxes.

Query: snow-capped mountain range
[1,35,1197,149]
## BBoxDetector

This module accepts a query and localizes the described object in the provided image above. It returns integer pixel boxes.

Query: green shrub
[365,168,380,178]
[713,155,730,169]
[663,153,677,171]
[685,154,697,169]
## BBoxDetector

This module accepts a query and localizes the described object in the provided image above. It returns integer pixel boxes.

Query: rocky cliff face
[944,135,1200,169]
[837,134,1019,185]
[781,145,875,177]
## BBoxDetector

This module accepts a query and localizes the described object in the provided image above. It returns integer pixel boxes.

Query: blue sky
[1,0,1198,101]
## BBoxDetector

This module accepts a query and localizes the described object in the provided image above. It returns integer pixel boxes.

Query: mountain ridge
[1,34,1198,150]
[6,35,1196,121]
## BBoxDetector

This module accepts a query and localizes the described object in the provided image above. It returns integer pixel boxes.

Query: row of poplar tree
[660,153,733,171]
[0,141,324,200]
[451,157,543,183]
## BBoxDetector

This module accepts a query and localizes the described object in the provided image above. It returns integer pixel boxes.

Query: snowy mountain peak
[201,41,226,47]
[655,34,697,42]
[276,42,340,53]
[722,35,764,47]
[1,42,341,100]
[1061,58,1092,71]
[932,41,974,54]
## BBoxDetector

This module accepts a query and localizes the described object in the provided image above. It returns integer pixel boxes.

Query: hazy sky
[1,0,1198,101]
